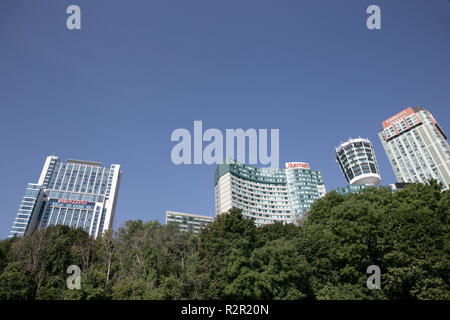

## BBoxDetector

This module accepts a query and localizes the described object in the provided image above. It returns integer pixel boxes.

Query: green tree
[0,238,15,274]
[225,239,312,299]
[65,264,112,300]
[1,182,447,300]
[195,208,257,299]
[302,182,450,299]
[301,187,390,299]
[0,262,36,300]
[378,181,450,299]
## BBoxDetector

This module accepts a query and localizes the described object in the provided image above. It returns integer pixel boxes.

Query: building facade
[378,106,450,190]
[214,160,326,226]
[165,211,213,234]
[334,184,379,195]
[9,156,122,238]
[335,138,381,185]
[334,183,407,195]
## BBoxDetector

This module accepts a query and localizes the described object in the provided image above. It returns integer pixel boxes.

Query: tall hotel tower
[9,156,122,238]
[335,138,381,185]
[215,160,326,226]
[378,106,450,190]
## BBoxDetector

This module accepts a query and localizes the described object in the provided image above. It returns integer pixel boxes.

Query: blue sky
[0,0,449,239]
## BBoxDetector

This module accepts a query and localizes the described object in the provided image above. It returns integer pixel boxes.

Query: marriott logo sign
[58,198,88,205]
[285,162,310,170]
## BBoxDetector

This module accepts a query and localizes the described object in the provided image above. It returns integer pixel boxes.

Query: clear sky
[1,0,449,239]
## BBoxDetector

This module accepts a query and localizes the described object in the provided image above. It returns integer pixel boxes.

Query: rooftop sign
[382,107,415,129]
[285,162,310,170]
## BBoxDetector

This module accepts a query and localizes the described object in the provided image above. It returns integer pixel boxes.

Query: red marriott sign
[285,162,310,170]
[58,198,88,205]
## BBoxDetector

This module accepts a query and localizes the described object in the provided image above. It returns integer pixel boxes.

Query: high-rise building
[388,182,409,191]
[165,210,213,234]
[335,138,381,185]
[334,184,380,195]
[9,155,122,238]
[333,183,407,195]
[214,160,326,226]
[378,106,450,190]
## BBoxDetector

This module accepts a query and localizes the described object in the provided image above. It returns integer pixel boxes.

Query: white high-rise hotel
[378,106,450,190]
[9,156,122,238]
[215,160,326,226]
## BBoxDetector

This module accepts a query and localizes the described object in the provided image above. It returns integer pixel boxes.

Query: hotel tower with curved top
[214,160,326,226]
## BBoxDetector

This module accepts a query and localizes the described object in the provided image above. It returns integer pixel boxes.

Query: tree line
[0,181,449,299]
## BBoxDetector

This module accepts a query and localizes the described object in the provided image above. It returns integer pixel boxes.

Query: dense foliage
[0,181,448,300]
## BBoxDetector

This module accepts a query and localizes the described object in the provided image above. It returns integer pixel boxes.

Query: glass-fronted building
[334,183,407,195]
[214,160,326,226]
[9,184,44,238]
[335,138,381,185]
[165,211,213,234]
[378,106,450,190]
[9,156,122,238]
[334,184,379,195]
